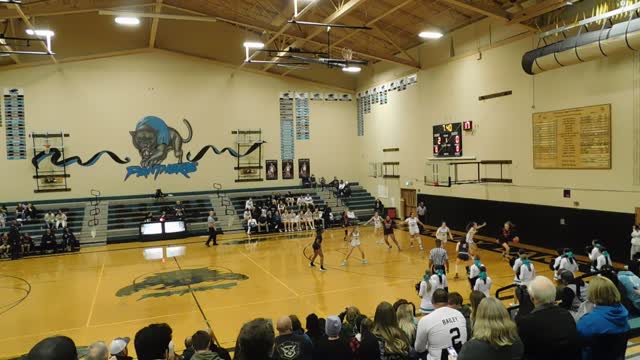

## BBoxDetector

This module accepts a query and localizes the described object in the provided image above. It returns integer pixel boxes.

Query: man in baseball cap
[110,337,132,360]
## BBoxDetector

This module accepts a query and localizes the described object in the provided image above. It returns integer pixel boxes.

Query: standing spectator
[234,318,275,360]
[632,224,640,260]
[190,330,223,360]
[134,323,174,360]
[174,201,185,219]
[319,177,326,190]
[373,199,384,217]
[246,217,258,235]
[110,337,133,360]
[577,276,629,360]
[429,239,449,274]
[416,201,427,225]
[27,336,77,360]
[309,174,317,188]
[9,222,21,260]
[273,316,313,360]
[206,211,217,246]
[516,276,581,360]
[86,341,109,360]
[359,302,411,360]
[458,297,524,360]
[55,210,67,229]
[415,289,468,359]
[315,315,353,360]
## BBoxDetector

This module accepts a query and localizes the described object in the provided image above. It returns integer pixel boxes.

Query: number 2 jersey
[415,306,468,360]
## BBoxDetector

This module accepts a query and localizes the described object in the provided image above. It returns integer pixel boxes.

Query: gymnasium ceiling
[0,0,587,89]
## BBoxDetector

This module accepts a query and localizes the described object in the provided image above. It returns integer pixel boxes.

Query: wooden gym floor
[0,227,566,358]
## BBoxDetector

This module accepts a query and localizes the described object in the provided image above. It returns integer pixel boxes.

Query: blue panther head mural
[130,116,193,168]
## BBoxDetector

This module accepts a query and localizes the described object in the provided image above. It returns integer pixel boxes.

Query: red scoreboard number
[433,122,463,157]
[463,121,473,131]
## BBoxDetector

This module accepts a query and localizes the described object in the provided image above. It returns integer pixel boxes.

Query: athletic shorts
[350,239,361,247]
[457,253,470,261]
[384,228,394,235]
[312,243,321,251]
[409,228,420,236]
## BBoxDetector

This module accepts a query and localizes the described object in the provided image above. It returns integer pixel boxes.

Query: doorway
[401,188,417,219]
[636,208,640,224]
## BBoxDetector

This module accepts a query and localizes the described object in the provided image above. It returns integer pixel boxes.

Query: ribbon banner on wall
[4,88,27,160]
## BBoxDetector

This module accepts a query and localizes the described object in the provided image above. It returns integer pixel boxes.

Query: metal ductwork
[522,4,640,75]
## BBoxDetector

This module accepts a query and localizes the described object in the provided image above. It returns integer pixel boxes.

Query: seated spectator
[339,306,361,339]
[246,217,258,235]
[87,341,109,360]
[234,318,275,360]
[154,189,166,200]
[190,330,222,360]
[245,198,254,210]
[243,210,251,225]
[343,182,352,198]
[396,304,417,345]
[55,210,67,229]
[62,227,78,252]
[516,276,580,360]
[202,328,230,360]
[577,276,629,360]
[273,316,313,360]
[303,194,313,205]
[41,228,56,253]
[319,177,327,190]
[296,196,305,209]
[258,215,269,233]
[174,201,185,219]
[448,292,472,337]
[144,212,154,223]
[134,323,173,360]
[469,290,486,330]
[309,174,317,188]
[618,270,640,313]
[305,313,324,346]
[415,289,468,358]
[0,211,5,228]
[629,252,640,277]
[0,234,9,259]
[21,232,33,255]
[458,297,524,359]
[110,337,133,360]
[182,337,194,360]
[557,270,588,318]
[289,314,312,346]
[271,211,283,233]
[286,194,295,207]
[44,211,55,228]
[27,336,77,360]
[359,302,411,360]
[301,175,311,188]
[315,315,353,360]
[15,203,25,221]
[159,211,167,222]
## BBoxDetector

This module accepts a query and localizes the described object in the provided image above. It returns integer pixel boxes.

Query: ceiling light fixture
[342,66,361,73]
[115,16,141,25]
[243,41,265,49]
[25,29,55,37]
[419,31,443,39]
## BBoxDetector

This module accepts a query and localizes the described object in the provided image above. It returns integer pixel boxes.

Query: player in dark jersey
[453,240,471,279]
[498,221,520,260]
[309,227,326,272]
[383,215,401,250]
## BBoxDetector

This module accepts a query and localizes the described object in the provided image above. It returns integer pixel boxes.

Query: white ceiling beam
[9,3,56,63]
[148,0,162,48]
[98,10,217,22]
[262,0,370,72]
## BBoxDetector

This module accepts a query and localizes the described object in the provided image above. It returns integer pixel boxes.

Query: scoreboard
[433,122,463,157]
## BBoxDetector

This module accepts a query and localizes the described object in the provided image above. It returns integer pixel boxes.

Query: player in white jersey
[342,225,367,266]
[512,249,527,285]
[473,266,492,297]
[436,221,454,245]
[465,221,486,256]
[405,212,426,250]
[418,269,438,314]
[517,257,536,286]
[430,265,449,292]
[559,248,579,275]
[364,211,384,244]
[415,289,468,360]
[596,247,612,271]
[588,240,603,272]
[468,255,484,291]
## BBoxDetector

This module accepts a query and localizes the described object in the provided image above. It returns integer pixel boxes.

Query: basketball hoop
[43,144,51,154]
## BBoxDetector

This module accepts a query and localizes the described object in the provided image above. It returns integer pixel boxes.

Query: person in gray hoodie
[191,331,223,360]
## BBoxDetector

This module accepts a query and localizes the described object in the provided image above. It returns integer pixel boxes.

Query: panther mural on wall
[130,116,193,168]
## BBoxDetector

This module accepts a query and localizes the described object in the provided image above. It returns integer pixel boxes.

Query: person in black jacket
[41,228,56,253]
[516,276,580,360]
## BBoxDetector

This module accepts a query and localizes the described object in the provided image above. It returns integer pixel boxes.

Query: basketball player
[588,240,603,272]
[342,208,356,241]
[342,225,367,266]
[596,246,612,271]
[405,212,426,250]
[364,211,384,244]
[415,289,468,358]
[512,249,527,285]
[559,248,579,275]
[435,221,454,245]
[205,211,218,246]
[382,215,401,250]
[473,266,492,297]
[309,228,326,272]
[418,269,437,314]
[431,265,449,292]
[517,255,536,286]
[498,221,520,260]
[453,240,471,280]
[465,221,486,256]
[468,255,484,290]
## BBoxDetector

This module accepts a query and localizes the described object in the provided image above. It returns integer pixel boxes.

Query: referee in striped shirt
[429,239,449,273]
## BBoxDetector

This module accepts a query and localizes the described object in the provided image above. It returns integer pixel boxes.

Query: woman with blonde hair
[577,276,629,360]
[359,301,411,359]
[396,303,417,345]
[458,297,524,359]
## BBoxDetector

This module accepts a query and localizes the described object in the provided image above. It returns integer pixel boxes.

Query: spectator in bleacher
[458,297,524,360]
[286,193,295,207]
[312,208,322,228]
[305,313,324,345]
[516,276,580,360]
[86,341,109,360]
[448,292,472,337]
[0,211,5,228]
[182,337,194,360]
[27,336,77,360]
[330,177,339,188]
[360,301,411,360]
[294,211,303,231]
[21,232,33,255]
[15,203,24,222]
[144,212,154,222]
[189,330,221,360]
[322,207,332,228]
[277,201,285,214]
[296,196,305,210]
[245,198,254,210]
[154,189,167,200]
[62,227,77,252]
[243,209,251,225]
[110,337,133,360]
[234,318,275,360]
[343,182,352,198]
[469,290,486,330]
[337,180,346,197]
[55,210,67,229]
[0,204,7,216]
[318,177,326,190]
[283,210,292,232]
[134,323,174,360]
[202,328,230,360]
[303,194,313,206]
[303,208,314,231]
[289,315,312,347]
[314,315,353,360]
[271,211,283,233]
[373,199,384,217]
[159,211,167,222]
[273,316,313,360]
[416,289,467,358]
[309,174,317,188]
[0,234,9,259]
[258,214,270,233]
[577,276,630,360]
[396,304,417,345]
[174,201,185,219]
[44,211,55,229]
[247,217,258,235]
[557,270,588,318]
[41,228,56,253]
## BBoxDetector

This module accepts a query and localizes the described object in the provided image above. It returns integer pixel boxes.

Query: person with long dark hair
[309,228,326,272]
[359,302,411,360]
[382,215,401,250]
[498,221,519,260]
